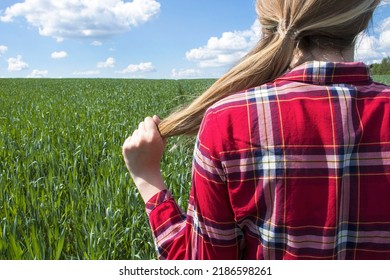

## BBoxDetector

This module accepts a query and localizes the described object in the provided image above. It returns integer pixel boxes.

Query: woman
[122,0,390,259]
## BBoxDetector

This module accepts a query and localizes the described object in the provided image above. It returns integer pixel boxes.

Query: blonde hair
[159,0,380,138]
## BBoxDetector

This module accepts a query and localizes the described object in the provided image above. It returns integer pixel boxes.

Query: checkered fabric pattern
[146,61,390,259]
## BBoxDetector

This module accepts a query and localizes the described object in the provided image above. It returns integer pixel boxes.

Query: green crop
[1,75,387,260]
[0,78,214,260]
[373,75,390,85]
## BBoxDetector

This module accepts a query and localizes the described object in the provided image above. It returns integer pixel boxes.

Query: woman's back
[195,61,390,259]
[122,0,390,260]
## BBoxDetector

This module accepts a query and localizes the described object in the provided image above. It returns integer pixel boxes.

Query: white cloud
[73,70,100,76]
[97,57,116,68]
[0,45,8,55]
[355,17,390,63]
[185,15,390,68]
[379,30,390,49]
[117,62,156,74]
[171,68,202,78]
[51,51,68,59]
[0,0,161,41]
[379,18,390,49]
[28,69,48,78]
[186,20,261,68]
[379,0,390,7]
[8,55,28,72]
[92,41,103,46]
[355,34,381,62]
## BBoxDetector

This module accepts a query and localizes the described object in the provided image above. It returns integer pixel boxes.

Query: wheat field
[0,76,388,259]
[0,78,214,259]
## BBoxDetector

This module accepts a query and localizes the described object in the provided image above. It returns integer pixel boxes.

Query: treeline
[370,57,390,75]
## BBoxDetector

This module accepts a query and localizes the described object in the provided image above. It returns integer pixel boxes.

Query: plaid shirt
[146,61,390,260]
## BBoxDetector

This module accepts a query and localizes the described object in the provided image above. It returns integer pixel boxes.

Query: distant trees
[370,57,390,75]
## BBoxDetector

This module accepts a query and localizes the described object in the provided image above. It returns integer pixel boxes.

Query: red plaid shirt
[146,61,390,260]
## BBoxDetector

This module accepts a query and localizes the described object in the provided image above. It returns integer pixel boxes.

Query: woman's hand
[122,115,167,203]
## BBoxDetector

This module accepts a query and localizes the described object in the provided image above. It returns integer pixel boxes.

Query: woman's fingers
[152,115,161,125]
[124,116,164,153]
[136,117,160,136]
[138,121,145,132]
[122,116,166,179]
[144,116,157,131]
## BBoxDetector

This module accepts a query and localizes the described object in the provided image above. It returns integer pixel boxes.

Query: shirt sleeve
[146,108,244,259]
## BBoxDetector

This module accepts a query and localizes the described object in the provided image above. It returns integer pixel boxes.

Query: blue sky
[0,0,389,79]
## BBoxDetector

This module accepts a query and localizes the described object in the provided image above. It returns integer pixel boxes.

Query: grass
[0,78,214,260]
[372,75,390,85]
[0,75,388,260]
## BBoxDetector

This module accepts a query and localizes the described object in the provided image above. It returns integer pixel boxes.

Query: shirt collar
[277,61,372,85]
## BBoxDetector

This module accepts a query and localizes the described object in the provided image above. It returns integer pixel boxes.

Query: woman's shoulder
[207,84,273,113]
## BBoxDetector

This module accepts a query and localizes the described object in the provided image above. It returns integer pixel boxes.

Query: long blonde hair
[159,0,380,138]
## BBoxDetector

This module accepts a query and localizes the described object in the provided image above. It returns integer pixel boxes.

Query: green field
[1,75,389,260]
[373,75,390,85]
[0,78,214,260]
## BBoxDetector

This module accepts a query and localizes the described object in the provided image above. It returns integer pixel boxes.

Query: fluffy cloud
[97,57,116,68]
[186,15,390,68]
[0,0,161,41]
[379,30,390,49]
[73,70,100,76]
[92,41,103,46]
[171,68,202,78]
[355,34,382,62]
[379,0,390,7]
[51,51,68,59]
[0,45,8,55]
[28,69,48,78]
[186,20,261,68]
[8,55,28,72]
[355,17,390,63]
[379,18,390,49]
[117,62,156,74]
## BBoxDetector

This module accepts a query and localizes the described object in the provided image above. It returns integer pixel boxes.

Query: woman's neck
[290,46,355,69]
